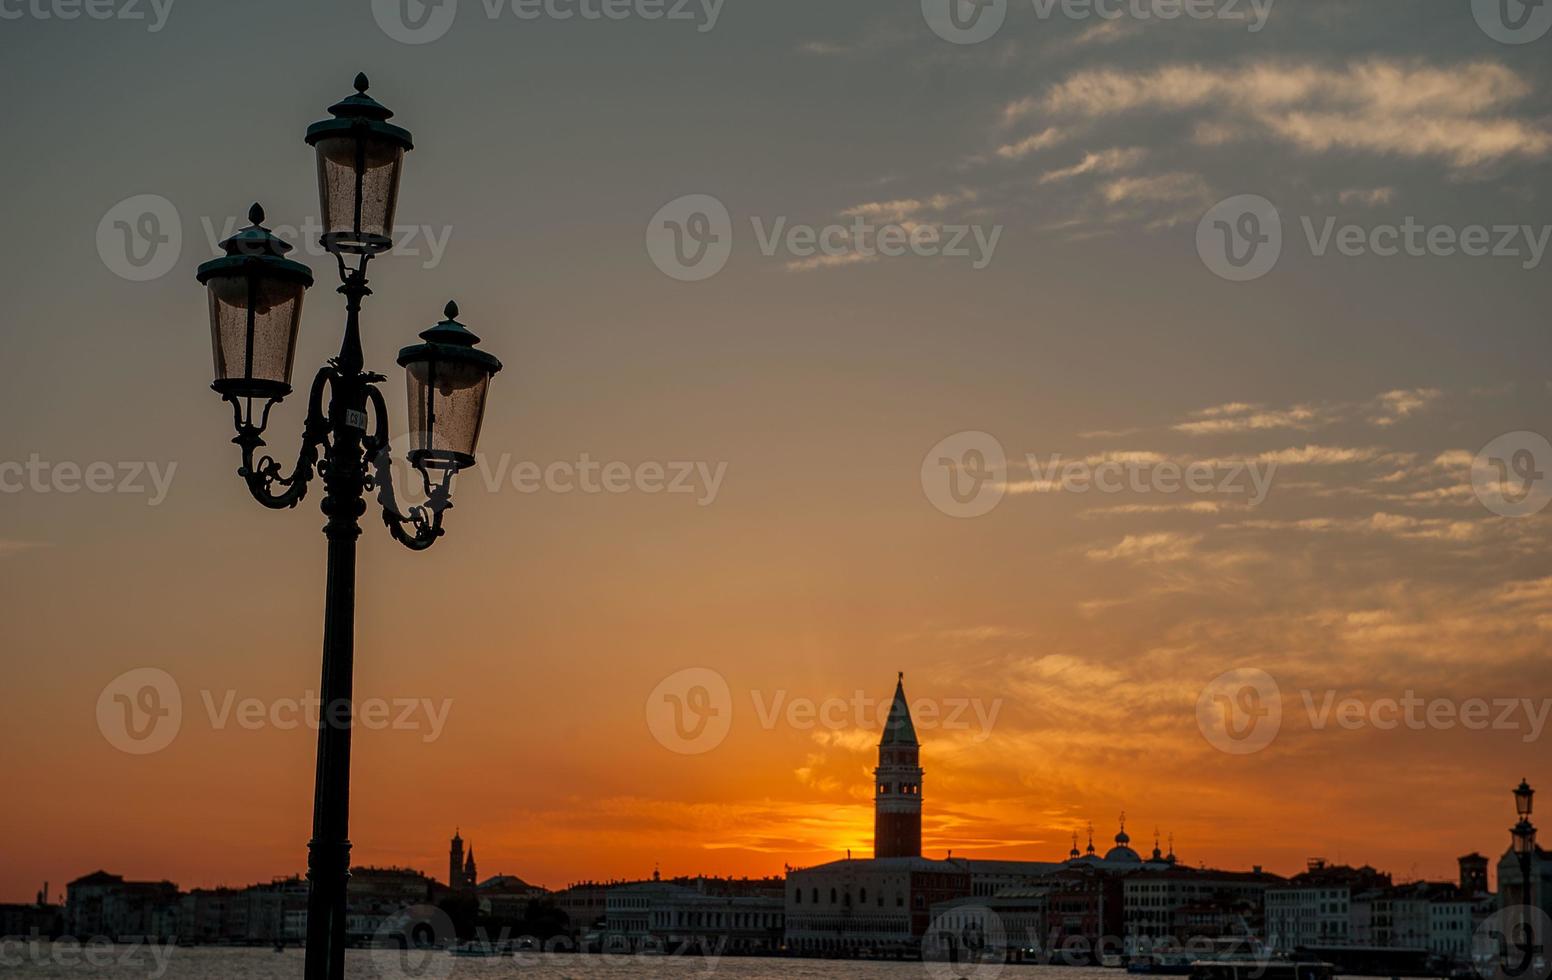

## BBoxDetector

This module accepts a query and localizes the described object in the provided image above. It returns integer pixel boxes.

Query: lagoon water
[0,946,1124,979]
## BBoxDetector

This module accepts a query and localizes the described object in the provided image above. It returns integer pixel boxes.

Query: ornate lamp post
[1514,779,1537,907]
[1506,780,1540,980]
[196,75,502,980]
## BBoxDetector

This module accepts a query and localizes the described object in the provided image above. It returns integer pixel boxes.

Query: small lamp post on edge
[196,75,502,980]
[1508,780,1540,980]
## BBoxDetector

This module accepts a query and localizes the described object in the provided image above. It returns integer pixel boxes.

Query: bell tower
[449,830,465,891]
[874,673,923,859]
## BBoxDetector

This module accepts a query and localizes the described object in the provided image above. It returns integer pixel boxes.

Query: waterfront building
[603,875,783,953]
[930,888,1050,960]
[1265,861,1392,952]
[65,871,180,940]
[1123,864,1284,948]
[0,901,64,939]
[1425,884,1488,963]
[554,880,619,935]
[242,876,309,943]
[476,874,547,920]
[179,887,248,944]
[785,855,969,954]
[346,866,442,939]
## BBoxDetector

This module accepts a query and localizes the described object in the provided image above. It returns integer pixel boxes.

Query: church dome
[1104,821,1141,862]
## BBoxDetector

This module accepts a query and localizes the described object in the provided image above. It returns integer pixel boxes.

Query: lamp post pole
[305,279,371,980]
[195,78,504,980]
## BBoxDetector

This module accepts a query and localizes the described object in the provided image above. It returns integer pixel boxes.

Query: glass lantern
[196,203,314,401]
[304,74,414,256]
[397,302,503,471]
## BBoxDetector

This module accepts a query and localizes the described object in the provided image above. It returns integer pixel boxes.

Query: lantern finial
[354,72,370,94]
[445,300,459,320]
[249,202,265,226]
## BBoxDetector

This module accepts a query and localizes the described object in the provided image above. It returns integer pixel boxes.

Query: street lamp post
[1516,779,1537,908]
[1508,780,1539,980]
[196,76,503,980]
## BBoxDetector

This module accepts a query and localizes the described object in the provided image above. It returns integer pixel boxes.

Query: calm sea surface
[0,946,1127,979]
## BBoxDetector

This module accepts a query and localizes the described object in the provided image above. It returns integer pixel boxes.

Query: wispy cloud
[1016,60,1550,170]
[1039,147,1149,184]
[996,127,1068,161]
[1086,532,1203,563]
[1368,388,1442,427]
[1174,403,1328,435]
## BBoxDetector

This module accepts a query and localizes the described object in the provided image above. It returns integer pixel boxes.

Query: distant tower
[1070,832,1081,861]
[874,673,923,859]
[449,830,465,890]
[1460,853,1489,896]
[464,846,478,890]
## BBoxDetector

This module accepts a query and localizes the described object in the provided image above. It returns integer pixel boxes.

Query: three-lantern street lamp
[196,75,501,980]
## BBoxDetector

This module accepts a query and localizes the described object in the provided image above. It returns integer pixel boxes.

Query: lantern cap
[326,73,396,122]
[196,202,314,286]
[397,301,503,375]
[305,73,413,150]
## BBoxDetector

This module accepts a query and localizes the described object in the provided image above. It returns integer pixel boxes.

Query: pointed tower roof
[465,846,476,868]
[880,672,919,746]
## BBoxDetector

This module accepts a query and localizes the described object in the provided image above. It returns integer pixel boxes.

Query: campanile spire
[873,673,924,859]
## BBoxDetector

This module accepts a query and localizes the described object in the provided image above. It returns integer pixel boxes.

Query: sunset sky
[3,1,1552,904]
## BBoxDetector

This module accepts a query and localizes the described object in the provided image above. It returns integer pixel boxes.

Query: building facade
[785,856,969,954]
[603,876,783,953]
[1265,861,1391,952]
[1124,865,1283,948]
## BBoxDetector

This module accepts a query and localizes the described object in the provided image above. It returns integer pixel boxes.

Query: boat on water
[1128,950,1196,975]
[1189,959,1335,980]
[1133,937,1271,975]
